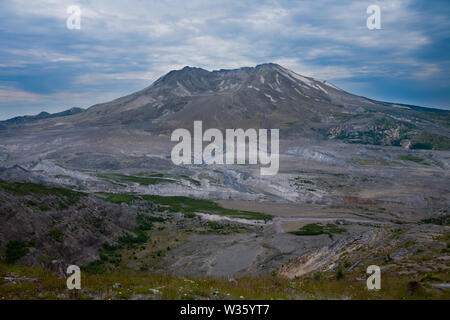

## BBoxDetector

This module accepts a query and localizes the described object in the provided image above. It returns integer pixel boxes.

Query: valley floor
[0,136,449,300]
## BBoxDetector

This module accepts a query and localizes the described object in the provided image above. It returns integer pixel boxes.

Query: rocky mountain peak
[2,63,448,150]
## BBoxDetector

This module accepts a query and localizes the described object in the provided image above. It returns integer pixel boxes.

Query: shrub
[141,195,272,221]
[118,230,148,249]
[81,260,106,274]
[47,229,64,242]
[26,200,38,207]
[336,268,344,280]
[398,155,426,164]
[5,240,29,264]
[410,132,450,150]
[421,215,449,226]
[105,194,135,204]
[289,223,346,239]
[136,214,153,231]
[313,272,322,280]
[38,204,51,211]
[102,173,175,186]
[136,213,164,231]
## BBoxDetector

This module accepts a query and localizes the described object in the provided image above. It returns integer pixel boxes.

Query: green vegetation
[105,193,135,204]
[143,195,217,212]
[1,262,448,300]
[202,221,249,235]
[117,212,163,249]
[336,268,345,280]
[411,132,450,150]
[291,177,315,188]
[81,260,107,274]
[179,175,201,186]
[330,117,412,147]
[291,177,317,191]
[138,173,165,178]
[441,243,450,254]
[99,244,122,266]
[118,230,148,249]
[5,240,29,264]
[398,155,427,165]
[85,216,106,233]
[38,204,51,211]
[46,229,64,242]
[102,193,271,220]
[313,272,323,280]
[0,180,85,200]
[26,200,38,207]
[100,172,202,187]
[421,215,449,226]
[87,213,179,272]
[0,180,84,211]
[403,241,416,248]
[290,223,346,239]
[136,213,164,231]
[142,195,272,221]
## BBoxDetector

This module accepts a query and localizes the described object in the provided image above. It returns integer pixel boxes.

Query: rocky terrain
[0,63,448,299]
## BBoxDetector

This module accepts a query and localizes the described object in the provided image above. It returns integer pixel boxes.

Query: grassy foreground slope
[0,262,448,300]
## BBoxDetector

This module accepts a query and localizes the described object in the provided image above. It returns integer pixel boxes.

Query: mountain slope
[1,63,449,149]
[73,63,377,129]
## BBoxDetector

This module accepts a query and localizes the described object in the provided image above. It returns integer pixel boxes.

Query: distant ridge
[2,107,84,124]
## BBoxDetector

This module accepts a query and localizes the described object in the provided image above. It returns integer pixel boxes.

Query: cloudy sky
[0,0,449,120]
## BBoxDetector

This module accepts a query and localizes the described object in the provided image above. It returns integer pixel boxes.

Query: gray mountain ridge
[2,107,84,124]
[2,63,449,149]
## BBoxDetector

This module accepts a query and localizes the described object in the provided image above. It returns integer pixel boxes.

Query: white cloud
[0,86,43,103]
